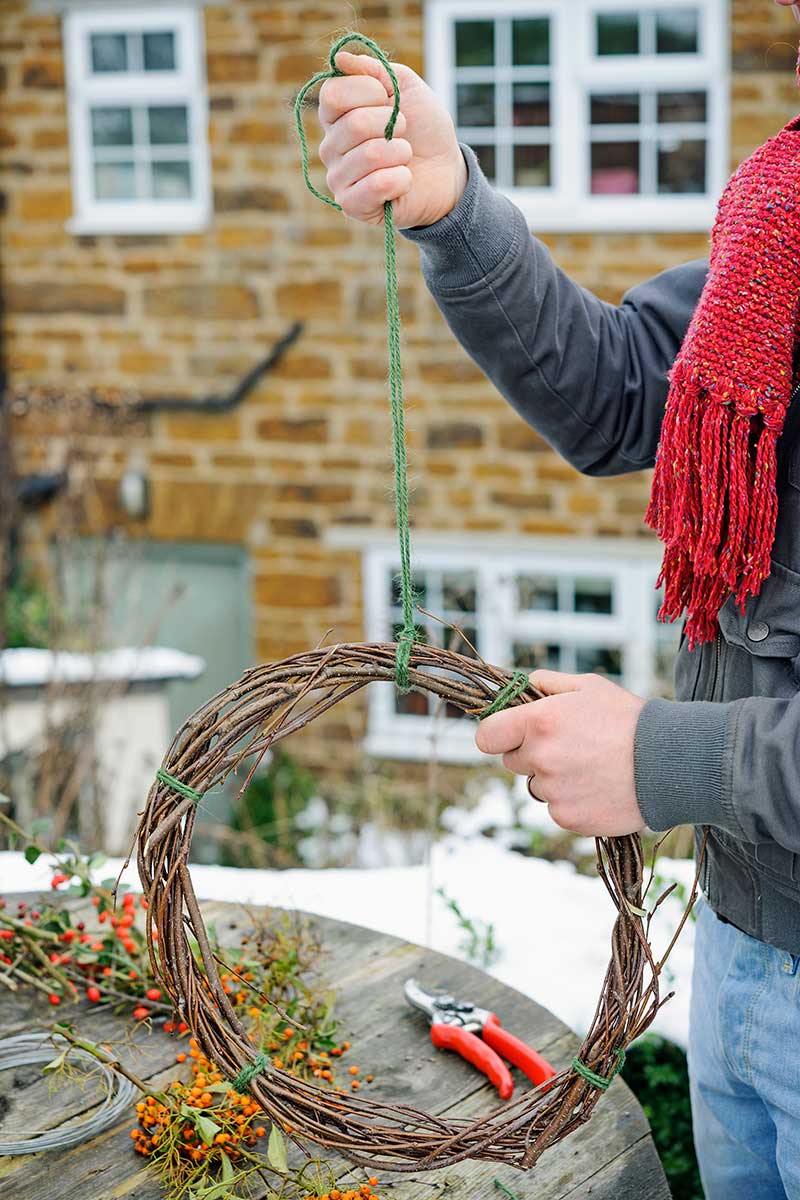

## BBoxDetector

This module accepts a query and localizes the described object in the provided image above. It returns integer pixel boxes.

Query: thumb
[333,50,394,99]
[529,669,598,696]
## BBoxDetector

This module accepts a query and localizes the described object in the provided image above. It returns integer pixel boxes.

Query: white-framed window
[63,6,211,235]
[425,0,729,232]
[363,539,677,762]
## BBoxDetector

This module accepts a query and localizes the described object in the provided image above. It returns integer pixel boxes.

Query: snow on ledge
[0,646,206,688]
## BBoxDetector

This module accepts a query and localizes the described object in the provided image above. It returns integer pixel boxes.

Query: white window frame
[426,0,730,232]
[360,536,671,763]
[63,5,211,235]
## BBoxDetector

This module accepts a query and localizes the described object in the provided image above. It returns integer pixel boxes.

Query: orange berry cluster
[304,1183,382,1200]
[131,1038,265,1163]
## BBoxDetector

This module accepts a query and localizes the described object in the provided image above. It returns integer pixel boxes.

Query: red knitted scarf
[646,114,800,648]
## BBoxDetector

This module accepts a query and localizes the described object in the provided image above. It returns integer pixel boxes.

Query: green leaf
[31,818,52,838]
[24,845,42,865]
[88,852,107,871]
[267,1124,288,1174]
[42,1051,66,1074]
[219,1151,235,1183]
[196,1114,221,1146]
[202,1081,231,1094]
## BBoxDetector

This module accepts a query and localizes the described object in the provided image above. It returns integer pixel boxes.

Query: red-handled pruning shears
[404,978,557,1100]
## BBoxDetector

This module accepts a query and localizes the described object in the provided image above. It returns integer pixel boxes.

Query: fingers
[529,669,602,696]
[319,106,407,166]
[318,73,390,129]
[333,50,395,96]
[326,136,413,195]
[337,165,414,222]
[475,705,529,756]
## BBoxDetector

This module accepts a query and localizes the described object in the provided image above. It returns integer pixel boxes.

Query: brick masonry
[2,0,799,778]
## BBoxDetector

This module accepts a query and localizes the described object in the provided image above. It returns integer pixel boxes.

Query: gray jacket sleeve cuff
[400,144,527,289]
[634,697,742,836]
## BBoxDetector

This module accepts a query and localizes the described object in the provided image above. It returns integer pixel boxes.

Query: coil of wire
[0,1030,137,1155]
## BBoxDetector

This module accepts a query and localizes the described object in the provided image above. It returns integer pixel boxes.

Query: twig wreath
[137,33,700,1173]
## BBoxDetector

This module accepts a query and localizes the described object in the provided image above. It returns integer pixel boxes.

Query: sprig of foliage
[436,887,498,968]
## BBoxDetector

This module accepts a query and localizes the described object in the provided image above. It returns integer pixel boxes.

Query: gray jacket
[404,147,800,955]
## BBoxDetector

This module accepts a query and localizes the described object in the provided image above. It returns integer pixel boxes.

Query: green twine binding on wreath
[479,671,530,719]
[571,1048,626,1091]
[232,1052,270,1094]
[155,768,204,804]
[295,33,414,691]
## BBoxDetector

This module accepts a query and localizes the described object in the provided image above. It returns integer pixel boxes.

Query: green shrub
[4,572,51,648]
[223,750,318,867]
[623,1036,702,1200]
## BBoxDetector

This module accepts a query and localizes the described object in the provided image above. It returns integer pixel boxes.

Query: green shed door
[73,541,252,735]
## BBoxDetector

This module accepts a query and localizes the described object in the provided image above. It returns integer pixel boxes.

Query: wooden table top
[0,897,670,1200]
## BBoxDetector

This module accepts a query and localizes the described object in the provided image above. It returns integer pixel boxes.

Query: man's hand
[476,671,646,838]
[318,51,467,228]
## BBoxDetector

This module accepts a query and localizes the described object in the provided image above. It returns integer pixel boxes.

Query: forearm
[635,694,800,853]
[402,146,706,477]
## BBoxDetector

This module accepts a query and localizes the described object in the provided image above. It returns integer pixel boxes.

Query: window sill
[505,190,717,234]
[66,214,211,237]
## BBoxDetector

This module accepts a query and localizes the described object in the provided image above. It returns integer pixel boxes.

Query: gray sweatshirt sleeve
[402,145,707,476]
[636,693,800,853]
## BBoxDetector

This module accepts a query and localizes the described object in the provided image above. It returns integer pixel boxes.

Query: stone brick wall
[2,0,799,779]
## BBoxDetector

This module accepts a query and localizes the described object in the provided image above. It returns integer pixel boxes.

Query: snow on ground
[0,646,205,686]
[0,790,697,1048]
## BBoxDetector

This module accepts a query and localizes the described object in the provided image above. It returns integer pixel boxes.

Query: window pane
[143,31,176,71]
[656,8,699,54]
[152,160,192,199]
[657,90,707,124]
[514,145,551,188]
[597,13,639,55]
[91,106,134,147]
[93,161,136,200]
[395,691,430,717]
[513,83,550,127]
[512,640,560,671]
[391,573,428,609]
[575,645,623,676]
[591,93,641,125]
[658,139,706,193]
[148,105,189,145]
[457,83,495,127]
[512,18,549,66]
[90,32,128,73]
[455,20,494,67]
[472,144,496,181]
[517,575,558,611]
[591,142,640,194]
[574,578,614,614]
[442,572,477,613]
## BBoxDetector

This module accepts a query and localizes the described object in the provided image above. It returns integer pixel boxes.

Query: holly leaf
[24,845,42,865]
[267,1124,288,1174]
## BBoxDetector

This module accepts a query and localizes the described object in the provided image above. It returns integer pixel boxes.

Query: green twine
[571,1048,626,1091]
[295,33,414,691]
[480,671,530,719]
[232,1052,270,1094]
[155,768,203,804]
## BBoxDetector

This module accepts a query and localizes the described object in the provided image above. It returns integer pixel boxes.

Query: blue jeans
[689,896,800,1199]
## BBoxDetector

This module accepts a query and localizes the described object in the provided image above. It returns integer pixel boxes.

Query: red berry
[77,922,85,931]
[91,942,104,952]
[30,910,41,920]
[102,966,113,976]
[91,896,101,907]
[178,1022,188,1034]
[0,953,10,965]
[119,914,134,928]
[0,930,14,941]
[50,874,69,889]
[87,986,101,1003]
[61,930,75,943]
[145,987,161,1002]
[129,969,137,979]
[133,1006,149,1020]
[48,994,61,1006]
[123,893,135,909]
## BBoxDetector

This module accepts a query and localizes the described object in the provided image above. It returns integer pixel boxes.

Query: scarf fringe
[646,361,779,649]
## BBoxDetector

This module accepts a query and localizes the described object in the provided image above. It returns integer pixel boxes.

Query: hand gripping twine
[295,33,415,691]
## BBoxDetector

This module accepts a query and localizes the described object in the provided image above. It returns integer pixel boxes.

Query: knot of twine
[571,1048,626,1092]
[232,1052,270,1094]
[155,768,203,804]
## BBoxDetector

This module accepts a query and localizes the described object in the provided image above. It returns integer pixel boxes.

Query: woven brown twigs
[137,641,698,1172]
